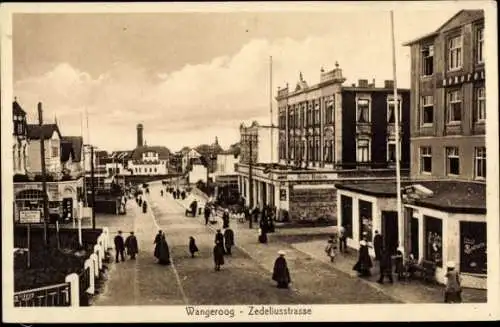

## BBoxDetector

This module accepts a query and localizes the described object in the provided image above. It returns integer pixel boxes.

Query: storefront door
[381,210,398,254]
[340,195,353,238]
[411,217,419,259]
[261,181,267,206]
[460,221,487,274]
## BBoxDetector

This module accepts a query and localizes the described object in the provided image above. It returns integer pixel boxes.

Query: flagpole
[390,11,404,253]
[269,55,274,163]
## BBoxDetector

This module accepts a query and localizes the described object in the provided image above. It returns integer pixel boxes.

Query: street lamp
[241,132,258,229]
[83,144,97,230]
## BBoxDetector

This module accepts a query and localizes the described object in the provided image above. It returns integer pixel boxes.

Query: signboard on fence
[19,210,42,224]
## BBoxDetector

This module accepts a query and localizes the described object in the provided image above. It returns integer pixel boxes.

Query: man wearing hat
[272,250,291,289]
[114,230,125,263]
[125,231,139,260]
[222,209,230,229]
[444,261,462,303]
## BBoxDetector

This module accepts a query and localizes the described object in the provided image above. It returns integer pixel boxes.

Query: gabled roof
[27,124,61,140]
[131,146,170,160]
[403,10,484,46]
[61,136,83,162]
[13,100,26,116]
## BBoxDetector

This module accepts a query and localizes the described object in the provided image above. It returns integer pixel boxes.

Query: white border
[1,1,499,323]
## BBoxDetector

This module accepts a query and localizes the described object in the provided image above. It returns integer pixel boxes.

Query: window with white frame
[474,147,486,179]
[447,90,462,123]
[420,146,432,173]
[448,35,462,71]
[52,145,59,158]
[387,97,402,123]
[387,141,401,163]
[422,45,434,76]
[446,147,460,176]
[356,139,370,162]
[476,26,484,64]
[474,86,486,122]
[421,95,434,125]
[357,99,370,123]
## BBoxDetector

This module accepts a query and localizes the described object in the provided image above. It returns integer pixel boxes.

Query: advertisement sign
[19,210,42,224]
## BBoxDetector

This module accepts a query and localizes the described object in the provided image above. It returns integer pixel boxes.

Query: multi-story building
[335,10,486,288]
[26,123,63,177]
[236,65,410,223]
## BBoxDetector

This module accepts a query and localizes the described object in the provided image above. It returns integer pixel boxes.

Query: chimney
[384,80,394,89]
[368,78,376,88]
[137,123,144,147]
[358,79,368,88]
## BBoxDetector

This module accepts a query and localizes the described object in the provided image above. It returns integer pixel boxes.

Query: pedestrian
[213,240,225,271]
[258,218,268,244]
[373,230,383,261]
[124,231,139,260]
[222,209,230,229]
[338,225,347,253]
[114,230,125,263]
[160,189,164,197]
[393,246,405,280]
[223,228,235,255]
[142,200,148,214]
[189,236,199,258]
[138,196,143,207]
[353,240,372,277]
[215,228,224,245]
[154,231,171,265]
[204,205,211,225]
[444,261,462,303]
[190,200,198,217]
[377,248,394,284]
[324,238,336,263]
[181,190,186,200]
[272,250,291,289]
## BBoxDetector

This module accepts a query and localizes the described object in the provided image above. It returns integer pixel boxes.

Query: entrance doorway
[411,217,419,259]
[381,210,398,254]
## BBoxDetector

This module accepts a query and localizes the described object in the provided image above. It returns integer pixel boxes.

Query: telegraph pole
[248,136,253,229]
[90,146,96,230]
[38,102,49,246]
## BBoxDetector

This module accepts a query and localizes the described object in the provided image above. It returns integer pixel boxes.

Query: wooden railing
[14,282,71,307]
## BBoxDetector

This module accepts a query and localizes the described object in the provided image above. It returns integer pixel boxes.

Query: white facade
[13,137,29,175]
[215,153,239,176]
[182,149,201,172]
[189,164,208,184]
[27,132,62,175]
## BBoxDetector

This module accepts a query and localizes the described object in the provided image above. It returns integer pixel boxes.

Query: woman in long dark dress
[353,240,373,277]
[154,231,171,265]
[189,236,199,258]
[213,241,225,271]
[272,251,291,288]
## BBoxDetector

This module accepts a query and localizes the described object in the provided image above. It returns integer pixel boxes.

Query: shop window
[422,44,434,76]
[474,147,486,179]
[340,195,353,238]
[358,199,373,242]
[446,147,460,176]
[424,215,443,267]
[421,95,434,125]
[460,221,486,274]
[420,146,432,174]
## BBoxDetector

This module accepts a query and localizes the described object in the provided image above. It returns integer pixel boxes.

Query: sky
[12,6,465,152]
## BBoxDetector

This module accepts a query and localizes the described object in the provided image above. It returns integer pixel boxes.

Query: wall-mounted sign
[440,70,485,88]
[19,210,42,224]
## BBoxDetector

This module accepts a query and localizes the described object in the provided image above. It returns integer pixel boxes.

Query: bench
[411,259,437,284]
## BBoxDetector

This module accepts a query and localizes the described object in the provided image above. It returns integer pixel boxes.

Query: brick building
[336,10,486,289]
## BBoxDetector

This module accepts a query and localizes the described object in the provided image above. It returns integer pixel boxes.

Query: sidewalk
[174,190,487,304]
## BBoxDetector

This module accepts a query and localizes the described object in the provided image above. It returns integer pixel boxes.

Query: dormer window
[422,45,434,76]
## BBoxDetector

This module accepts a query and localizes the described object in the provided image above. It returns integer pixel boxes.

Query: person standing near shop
[377,247,393,284]
[373,230,383,261]
[444,261,462,303]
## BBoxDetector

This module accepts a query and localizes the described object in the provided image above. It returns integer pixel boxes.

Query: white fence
[13,226,110,307]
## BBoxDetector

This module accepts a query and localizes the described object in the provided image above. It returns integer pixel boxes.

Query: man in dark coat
[213,241,225,271]
[154,231,171,265]
[114,231,125,263]
[124,231,139,260]
[190,200,198,217]
[215,229,224,251]
[377,248,394,284]
[142,200,148,213]
[189,236,199,258]
[259,218,268,244]
[373,230,383,261]
[272,251,291,288]
[223,228,235,255]
[204,206,211,225]
[222,209,230,229]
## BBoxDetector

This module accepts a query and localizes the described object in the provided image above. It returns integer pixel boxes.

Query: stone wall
[289,187,337,224]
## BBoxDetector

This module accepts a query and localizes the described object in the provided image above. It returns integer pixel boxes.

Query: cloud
[14,30,411,152]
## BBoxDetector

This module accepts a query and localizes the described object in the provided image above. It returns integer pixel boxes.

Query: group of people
[113,230,139,262]
[135,195,148,214]
[348,229,463,303]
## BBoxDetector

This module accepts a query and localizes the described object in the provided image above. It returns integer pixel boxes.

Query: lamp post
[241,132,258,229]
[37,103,49,246]
[84,144,97,230]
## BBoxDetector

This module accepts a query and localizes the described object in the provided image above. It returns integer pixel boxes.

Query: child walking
[325,236,337,262]
[189,236,199,258]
